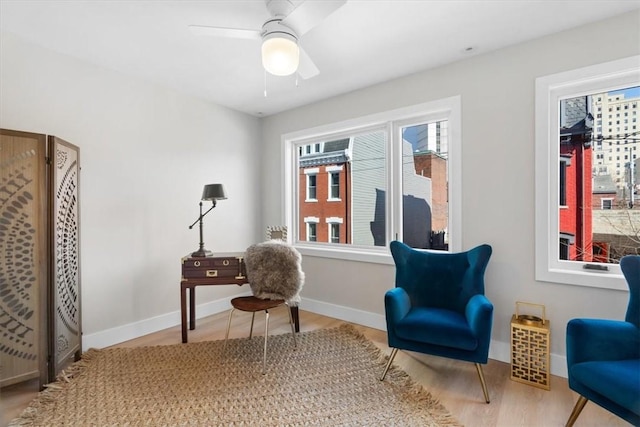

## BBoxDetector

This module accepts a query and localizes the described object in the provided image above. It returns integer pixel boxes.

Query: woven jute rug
[10,324,460,426]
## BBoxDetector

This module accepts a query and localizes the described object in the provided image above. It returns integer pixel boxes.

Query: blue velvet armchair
[380,240,493,403]
[565,255,640,427]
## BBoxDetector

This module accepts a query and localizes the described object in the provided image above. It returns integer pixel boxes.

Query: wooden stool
[224,296,297,374]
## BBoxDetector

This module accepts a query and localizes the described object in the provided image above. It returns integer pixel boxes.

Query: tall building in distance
[559,87,639,264]
[592,88,639,195]
[403,121,448,159]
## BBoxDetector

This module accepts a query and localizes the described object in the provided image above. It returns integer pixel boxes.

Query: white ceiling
[1,0,639,117]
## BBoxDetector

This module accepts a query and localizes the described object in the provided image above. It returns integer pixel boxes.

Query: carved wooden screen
[0,130,48,387]
[49,136,81,378]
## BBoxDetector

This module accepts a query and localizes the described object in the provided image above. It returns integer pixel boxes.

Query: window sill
[536,265,626,291]
[294,242,394,265]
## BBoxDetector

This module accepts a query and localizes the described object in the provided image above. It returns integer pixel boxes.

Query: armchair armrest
[465,294,493,340]
[567,319,640,365]
[384,287,411,328]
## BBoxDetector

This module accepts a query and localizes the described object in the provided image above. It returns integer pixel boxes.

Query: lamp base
[191,248,213,258]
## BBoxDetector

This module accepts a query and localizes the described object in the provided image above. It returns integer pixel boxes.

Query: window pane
[560,238,569,260]
[330,223,340,243]
[559,85,640,264]
[307,223,317,241]
[330,173,340,199]
[307,175,316,200]
[298,131,387,246]
[401,121,449,250]
[559,160,567,206]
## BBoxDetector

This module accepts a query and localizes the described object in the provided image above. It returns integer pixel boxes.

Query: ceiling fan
[189,0,346,79]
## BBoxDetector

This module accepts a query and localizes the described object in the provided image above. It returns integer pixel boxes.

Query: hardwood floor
[1,309,631,426]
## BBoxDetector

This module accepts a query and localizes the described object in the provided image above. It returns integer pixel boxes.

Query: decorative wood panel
[0,130,48,387]
[1,130,81,388]
[49,136,81,379]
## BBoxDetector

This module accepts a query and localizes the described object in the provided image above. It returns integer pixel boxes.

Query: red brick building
[413,152,447,232]
[559,97,594,261]
[298,139,351,243]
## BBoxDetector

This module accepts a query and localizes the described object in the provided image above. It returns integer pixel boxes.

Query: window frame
[282,97,462,264]
[327,219,342,243]
[305,169,318,202]
[559,156,570,207]
[326,166,342,201]
[534,55,639,290]
[304,217,319,242]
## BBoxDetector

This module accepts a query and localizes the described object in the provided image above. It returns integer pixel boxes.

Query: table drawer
[182,256,245,280]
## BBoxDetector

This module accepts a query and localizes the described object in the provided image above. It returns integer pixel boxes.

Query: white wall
[2,11,638,373]
[0,32,262,348]
[261,11,640,375]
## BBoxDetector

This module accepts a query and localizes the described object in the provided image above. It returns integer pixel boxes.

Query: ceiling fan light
[262,33,300,76]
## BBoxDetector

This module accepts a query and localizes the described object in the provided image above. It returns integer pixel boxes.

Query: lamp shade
[261,32,299,76]
[201,184,227,201]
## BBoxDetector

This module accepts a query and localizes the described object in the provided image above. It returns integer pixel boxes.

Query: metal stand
[188,200,216,257]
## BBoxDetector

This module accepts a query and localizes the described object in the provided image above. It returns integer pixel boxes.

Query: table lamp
[188,183,227,257]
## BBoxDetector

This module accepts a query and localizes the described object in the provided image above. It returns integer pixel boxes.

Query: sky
[609,85,640,98]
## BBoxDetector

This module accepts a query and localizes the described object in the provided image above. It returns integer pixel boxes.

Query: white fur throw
[244,240,305,305]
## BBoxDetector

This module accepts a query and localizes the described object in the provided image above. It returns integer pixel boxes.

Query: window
[559,235,572,260]
[330,173,339,199]
[308,223,317,241]
[303,143,322,155]
[559,156,570,206]
[329,222,340,243]
[283,97,461,263]
[398,119,450,250]
[306,172,317,201]
[326,166,342,200]
[535,55,639,290]
[304,219,318,242]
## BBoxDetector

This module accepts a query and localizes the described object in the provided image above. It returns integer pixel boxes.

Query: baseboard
[300,297,387,331]
[82,295,568,378]
[82,292,250,350]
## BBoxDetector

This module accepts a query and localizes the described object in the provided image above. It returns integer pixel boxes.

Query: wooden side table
[180,253,300,343]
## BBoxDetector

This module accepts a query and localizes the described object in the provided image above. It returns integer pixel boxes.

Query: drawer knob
[194,261,201,267]
[223,260,230,266]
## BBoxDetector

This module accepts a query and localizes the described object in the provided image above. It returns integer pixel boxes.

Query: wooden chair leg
[380,348,399,381]
[475,363,490,403]
[249,312,256,338]
[565,395,588,427]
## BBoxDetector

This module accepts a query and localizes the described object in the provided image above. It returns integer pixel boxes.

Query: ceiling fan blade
[297,46,320,80]
[189,25,261,41]
[282,0,347,36]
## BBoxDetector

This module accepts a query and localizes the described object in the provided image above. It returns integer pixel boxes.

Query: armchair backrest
[390,241,492,313]
[245,240,305,305]
[621,255,640,328]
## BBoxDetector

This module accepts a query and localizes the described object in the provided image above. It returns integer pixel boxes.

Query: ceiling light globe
[262,34,300,76]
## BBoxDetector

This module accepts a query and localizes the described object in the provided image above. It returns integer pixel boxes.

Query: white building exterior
[592,90,640,190]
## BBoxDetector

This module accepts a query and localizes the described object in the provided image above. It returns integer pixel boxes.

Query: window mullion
[388,122,402,243]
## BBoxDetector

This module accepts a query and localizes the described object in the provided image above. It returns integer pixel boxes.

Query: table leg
[180,283,188,343]
[189,286,196,330]
[291,306,300,332]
